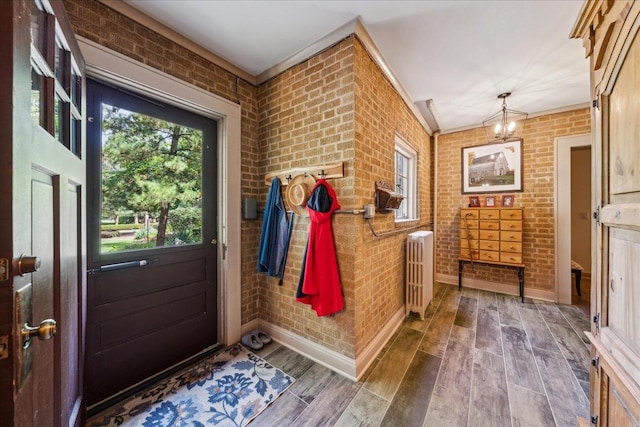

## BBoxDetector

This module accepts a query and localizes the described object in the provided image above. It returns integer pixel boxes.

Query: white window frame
[394,134,418,222]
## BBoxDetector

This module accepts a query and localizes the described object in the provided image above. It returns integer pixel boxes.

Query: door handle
[22,319,57,348]
[13,255,40,276]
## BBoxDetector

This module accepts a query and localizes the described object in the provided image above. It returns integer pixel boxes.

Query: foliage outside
[100,104,203,253]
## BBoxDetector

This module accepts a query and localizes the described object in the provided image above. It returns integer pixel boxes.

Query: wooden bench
[571,260,584,296]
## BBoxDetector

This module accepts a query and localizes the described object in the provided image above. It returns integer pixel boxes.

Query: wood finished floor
[252,283,591,427]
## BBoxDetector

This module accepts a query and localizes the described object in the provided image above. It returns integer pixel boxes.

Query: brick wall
[63,0,264,325]
[257,37,357,356]
[65,0,431,359]
[353,41,432,356]
[436,109,590,294]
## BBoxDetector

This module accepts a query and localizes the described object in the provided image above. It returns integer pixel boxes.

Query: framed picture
[485,196,496,207]
[461,139,523,194]
[502,194,514,207]
[469,196,480,207]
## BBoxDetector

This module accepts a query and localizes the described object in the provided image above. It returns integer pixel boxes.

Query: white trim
[256,19,357,84]
[440,103,591,136]
[436,274,555,302]
[395,134,418,221]
[96,0,256,84]
[555,133,591,304]
[354,20,432,136]
[354,306,405,379]
[77,37,242,346]
[243,306,405,381]
[252,321,358,381]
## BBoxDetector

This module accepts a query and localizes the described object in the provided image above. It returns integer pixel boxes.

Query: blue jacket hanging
[258,178,288,277]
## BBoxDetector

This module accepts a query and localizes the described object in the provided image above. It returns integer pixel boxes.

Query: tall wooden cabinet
[459,208,525,301]
[571,2,640,425]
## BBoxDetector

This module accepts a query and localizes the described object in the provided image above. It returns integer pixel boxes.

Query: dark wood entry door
[85,79,220,406]
[0,1,86,426]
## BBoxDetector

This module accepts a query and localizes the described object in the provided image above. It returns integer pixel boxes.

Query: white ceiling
[124,0,590,132]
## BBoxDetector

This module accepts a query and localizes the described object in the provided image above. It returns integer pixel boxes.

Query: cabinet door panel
[479,209,499,220]
[479,220,499,230]
[500,231,522,242]
[479,230,499,240]
[500,209,522,220]
[500,241,522,253]
[501,220,522,231]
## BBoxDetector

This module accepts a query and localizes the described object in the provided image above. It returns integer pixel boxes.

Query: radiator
[406,231,433,320]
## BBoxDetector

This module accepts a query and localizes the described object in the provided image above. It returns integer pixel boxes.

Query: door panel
[85,79,219,406]
[31,171,56,427]
[1,1,86,425]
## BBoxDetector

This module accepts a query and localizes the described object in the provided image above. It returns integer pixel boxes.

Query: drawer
[479,250,499,262]
[460,248,479,260]
[480,240,500,251]
[479,209,500,220]
[500,253,523,264]
[461,209,479,220]
[460,219,479,229]
[500,209,522,220]
[500,241,522,253]
[501,231,522,242]
[460,239,479,249]
[480,220,500,230]
[479,230,499,240]
[460,229,479,240]
[501,220,522,231]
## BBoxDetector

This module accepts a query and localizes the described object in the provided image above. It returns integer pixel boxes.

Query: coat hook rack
[264,162,344,186]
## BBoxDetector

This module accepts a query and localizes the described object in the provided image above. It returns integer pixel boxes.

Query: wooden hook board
[264,162,344,186]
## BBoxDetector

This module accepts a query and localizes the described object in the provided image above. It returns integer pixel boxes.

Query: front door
[0,1,86,426]
[85,79,220,406]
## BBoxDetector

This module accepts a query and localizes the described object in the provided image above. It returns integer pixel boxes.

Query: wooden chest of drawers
[459,207,525,300]
[460,208,523,264]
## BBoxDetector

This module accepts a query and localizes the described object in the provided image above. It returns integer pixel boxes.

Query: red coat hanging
[296,179,344,316]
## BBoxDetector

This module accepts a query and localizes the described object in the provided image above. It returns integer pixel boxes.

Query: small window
[394,135,417,221]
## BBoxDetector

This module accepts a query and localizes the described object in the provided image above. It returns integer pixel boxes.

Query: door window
[100,103,204,253]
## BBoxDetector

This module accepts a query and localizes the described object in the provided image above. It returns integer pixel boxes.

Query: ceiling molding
[353,20,432,136]
[97,0,257,85]
[439,102,591,136]
[256,19,358,84]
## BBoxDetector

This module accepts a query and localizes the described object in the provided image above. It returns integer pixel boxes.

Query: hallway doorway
[570,146,591,314]
[555,133,591,306]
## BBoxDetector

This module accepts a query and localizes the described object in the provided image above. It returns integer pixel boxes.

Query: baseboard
[437,273,556,302]
[246,320,358,381]
[354,306,405,380]
[240,306,405,382]
[241,318,261,336]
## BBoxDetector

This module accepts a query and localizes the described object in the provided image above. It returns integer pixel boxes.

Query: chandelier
[482,92,528,143]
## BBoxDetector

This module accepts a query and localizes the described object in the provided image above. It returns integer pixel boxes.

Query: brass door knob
[22,319,57,347]
[14,255,41,276]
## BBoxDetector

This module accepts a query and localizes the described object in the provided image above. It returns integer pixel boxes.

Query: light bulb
[494,123,502,138]
[507,121,516,135]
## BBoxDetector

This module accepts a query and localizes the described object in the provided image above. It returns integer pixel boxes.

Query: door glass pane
[100,104,203,253]
[31,68,42,125]
[54,94,62,142]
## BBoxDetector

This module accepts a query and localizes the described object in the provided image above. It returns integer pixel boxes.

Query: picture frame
[469,196,480,207]
[461,139,523,194]
[501,194,514,207]
[485,196,496,207]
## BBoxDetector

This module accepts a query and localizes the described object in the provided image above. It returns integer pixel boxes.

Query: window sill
[395,218,419,225]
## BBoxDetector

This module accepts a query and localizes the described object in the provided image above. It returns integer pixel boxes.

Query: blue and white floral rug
[87,344,294,427]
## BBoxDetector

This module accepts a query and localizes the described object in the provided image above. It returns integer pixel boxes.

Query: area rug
[87,344,294,427]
